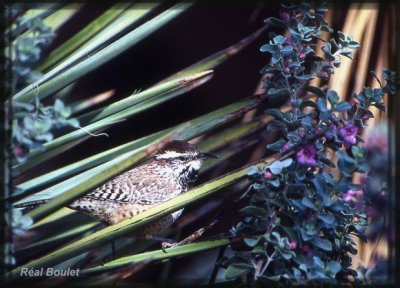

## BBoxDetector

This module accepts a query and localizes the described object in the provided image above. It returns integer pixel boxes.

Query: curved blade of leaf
[5,152,288,281]
[13,93,263,197]
[70,89,115,115]
[12,2,192,103]
[157,25,267,84]
[5,3,65,39]
[12,70,213,174]
[78,70,213,125]
[35,2,150,72]
[39,3,83,31]
[12,129,171,199]
[81,238,233,275]
[16,222,98,256]
[13,93,264,208]
[31,207,76,229]
[14,128,184,221]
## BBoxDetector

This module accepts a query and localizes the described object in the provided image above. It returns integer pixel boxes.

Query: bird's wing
[82,168,179,205]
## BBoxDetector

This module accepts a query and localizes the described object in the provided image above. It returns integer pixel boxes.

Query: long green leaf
[16,128,184,222]
[70,89,115,115]
[157,25,267,84]
[9,93,261,197]
[12,2,192,103]
[5,3,82,61]
[5,152,289,281]
[81,238,233,275]
[11,124,108,176]
[31,207,75,229]
[13,129,172,201]
[5,166,245,281]
[12,70,212,174]
[35,2,133,72]
[5,3,64,39]
[13,93,263,210]
[78,70,213,125]
[40,3,83,31]
[17,222,98,256]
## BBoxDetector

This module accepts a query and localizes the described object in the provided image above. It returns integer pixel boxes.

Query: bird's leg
[163,187,253,250]
[161,226,208,250]
[144,234,176,243]
[143,234,178,253]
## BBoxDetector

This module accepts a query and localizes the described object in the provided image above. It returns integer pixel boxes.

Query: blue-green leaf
[311,238,332,251]
[225,263,254,280]
[327,90,339,106]
[268,161,283,175]
[317,213,335,224]
[325,261,341,277]
[334,101,352,112]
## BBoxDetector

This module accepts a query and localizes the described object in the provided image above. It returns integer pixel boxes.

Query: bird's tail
[14,200,49,210]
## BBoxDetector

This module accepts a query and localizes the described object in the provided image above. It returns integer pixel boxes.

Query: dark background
[41,2,282,284]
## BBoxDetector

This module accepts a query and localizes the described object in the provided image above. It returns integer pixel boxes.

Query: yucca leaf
[13,95,262,211]
[5,152,289,281]
[11,93,260,197]
[39,3,83,32]
[16,222,98,256]
[157,25,267,84]
[12,2,192,103]
[31,207,75,229]
[12,70,212,174]
[198,121,262,171]
[5,3,64,39]
[78,70,213,125]
[80,238,234,275]
[35,2,134,72]
[15,129,184,222]
[76,25,267,124]
[70,89,115,115]
[198,120,261,152]
[12,129,172,199]
[4,3,82,61]
[12,129,102,177]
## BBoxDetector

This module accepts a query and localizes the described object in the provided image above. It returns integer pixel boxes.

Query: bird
[17,140,217,239]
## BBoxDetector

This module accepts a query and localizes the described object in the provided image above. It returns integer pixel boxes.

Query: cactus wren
[67,140,217,237]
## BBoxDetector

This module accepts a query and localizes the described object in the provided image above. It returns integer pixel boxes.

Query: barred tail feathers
[14,199,49,210]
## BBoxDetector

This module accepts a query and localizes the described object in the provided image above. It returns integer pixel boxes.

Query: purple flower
[263,171,273,180]
[339,123,360,147]
[296,145,317,166]
[343,189,364,202]
[298,128,305,138]
[288,241,297,250]
[281,143,291,153]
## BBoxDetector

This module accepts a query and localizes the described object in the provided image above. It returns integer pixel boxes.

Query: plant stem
[255,250,277,280]
[208,246,226,285]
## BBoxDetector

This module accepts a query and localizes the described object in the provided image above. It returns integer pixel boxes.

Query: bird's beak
[200,152,219,159]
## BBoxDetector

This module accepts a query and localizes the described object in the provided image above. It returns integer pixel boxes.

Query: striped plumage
[68,140,216,235]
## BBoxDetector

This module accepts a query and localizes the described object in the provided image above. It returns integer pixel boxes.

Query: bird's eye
[178,157,185,161]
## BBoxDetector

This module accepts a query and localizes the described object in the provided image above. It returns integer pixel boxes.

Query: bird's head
[155,140,218,183]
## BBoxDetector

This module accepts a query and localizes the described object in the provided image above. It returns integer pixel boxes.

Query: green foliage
[4,2,395,286]
[12,98,79,163]
[5,3,272,284]
[225,2,396,285]
[8,5,79,163]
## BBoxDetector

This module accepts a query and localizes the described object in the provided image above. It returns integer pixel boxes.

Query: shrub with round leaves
[225,2,395,285]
